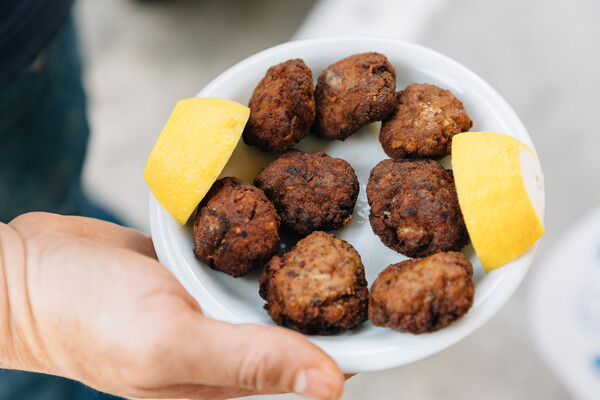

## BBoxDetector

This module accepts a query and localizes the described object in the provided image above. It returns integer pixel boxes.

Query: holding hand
[0,212,344,400]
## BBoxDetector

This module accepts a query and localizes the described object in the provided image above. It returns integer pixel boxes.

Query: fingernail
[294,368,340,400]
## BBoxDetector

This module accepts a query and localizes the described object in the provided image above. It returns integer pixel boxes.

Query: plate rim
[149,36,541,372]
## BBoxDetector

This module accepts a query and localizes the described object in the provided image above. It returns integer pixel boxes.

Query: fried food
[192,177,280,277]
[380,83,472,159]
[369,251,474,334]
[313,52,396,140]
[259,231,369,335]
[243,59,315,152]
[366,158,469,258]
[254,150,359,235]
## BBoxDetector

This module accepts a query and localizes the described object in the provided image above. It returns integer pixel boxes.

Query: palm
[6,213,343,400]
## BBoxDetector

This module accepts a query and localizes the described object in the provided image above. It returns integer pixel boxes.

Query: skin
[0,212,345,400]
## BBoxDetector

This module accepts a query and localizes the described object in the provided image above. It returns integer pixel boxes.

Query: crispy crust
[259,231,369,335]
[313,52,396,140]
[254,150,359,235]
[192,177,280,277]
[366,158,469,257]
[243,59,315,152]
[369,251,474,334]
[380,83,472,159]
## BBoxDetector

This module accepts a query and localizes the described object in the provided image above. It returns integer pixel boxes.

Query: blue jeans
[0,12,124,400]
[0,11,122,224]
[0,372,122,400]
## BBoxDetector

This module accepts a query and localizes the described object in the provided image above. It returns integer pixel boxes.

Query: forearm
[0,220,48,373]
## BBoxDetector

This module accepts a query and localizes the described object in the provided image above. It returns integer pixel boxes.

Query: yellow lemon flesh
[144,98,250,225]
[451,132,545,272]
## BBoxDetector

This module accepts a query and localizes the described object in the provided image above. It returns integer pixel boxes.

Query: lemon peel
[144,97,250,225]
[451,131,544,271]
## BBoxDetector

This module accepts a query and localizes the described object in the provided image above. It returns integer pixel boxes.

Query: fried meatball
[242,59,315,152]
[254,150,359,235]
[259,231,369,335]
[369,252,474,334]
[192,177,280,277]
[380,83,473,159]
[366,159,469,258]
[313,52,396,140]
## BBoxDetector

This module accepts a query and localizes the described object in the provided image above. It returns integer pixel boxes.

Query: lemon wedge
[144,98,250,225]
[451,132,545,272]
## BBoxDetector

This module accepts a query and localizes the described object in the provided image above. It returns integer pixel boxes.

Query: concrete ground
[74,0,600,398]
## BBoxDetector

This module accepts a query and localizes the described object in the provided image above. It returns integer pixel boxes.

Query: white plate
[149,36,542,373]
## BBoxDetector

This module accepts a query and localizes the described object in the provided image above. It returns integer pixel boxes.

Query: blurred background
[73,0,600,398]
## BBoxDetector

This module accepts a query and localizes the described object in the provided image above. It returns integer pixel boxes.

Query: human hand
[0,212,344,400]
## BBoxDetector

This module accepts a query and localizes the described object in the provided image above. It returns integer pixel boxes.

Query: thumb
[183,317,345,400]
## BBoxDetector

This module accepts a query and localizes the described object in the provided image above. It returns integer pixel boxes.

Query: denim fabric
[0,371,122,400]
[0,13,89,223]
[0,12,124,400]
[0,0,74,86]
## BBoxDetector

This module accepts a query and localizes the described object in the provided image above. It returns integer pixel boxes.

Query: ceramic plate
[149,36,542,373]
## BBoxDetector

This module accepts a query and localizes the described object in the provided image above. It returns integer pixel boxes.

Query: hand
[1,212,344,400]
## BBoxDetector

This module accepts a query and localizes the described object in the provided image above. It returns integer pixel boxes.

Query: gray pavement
[74,0,600,398]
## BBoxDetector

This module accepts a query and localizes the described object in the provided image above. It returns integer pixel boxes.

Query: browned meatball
[366,159,469,258]
[192,177,280,277]
[259,231,369,335]
[380,83,473,159]
[242,59,315,152]
[369,252,474,334]
[313,52,396,140]
[254,150,359,235]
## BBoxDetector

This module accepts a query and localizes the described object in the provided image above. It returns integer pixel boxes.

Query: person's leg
[0,11,124,400]
[0,371,123,400]
[0,12,121,224]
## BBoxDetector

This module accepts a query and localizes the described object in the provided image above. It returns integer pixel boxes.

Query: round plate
[149,36,542,373]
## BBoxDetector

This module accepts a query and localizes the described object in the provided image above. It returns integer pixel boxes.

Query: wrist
[0,220,49,373]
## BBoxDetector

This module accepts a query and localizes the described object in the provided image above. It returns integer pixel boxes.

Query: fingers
[9,212,157,259]
[169,317,345,400]
[7,213,346,400]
